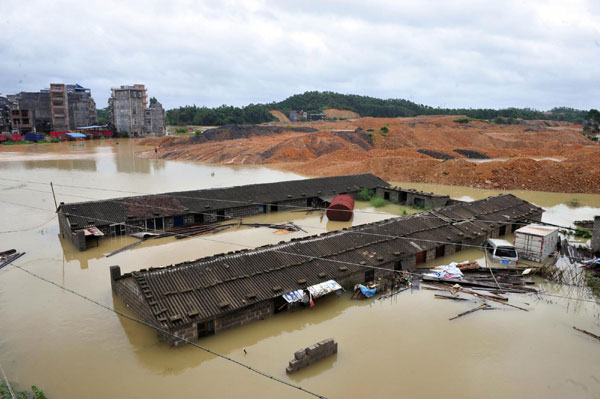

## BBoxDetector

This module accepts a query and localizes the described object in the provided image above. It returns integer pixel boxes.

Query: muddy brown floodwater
[1,140,599,399]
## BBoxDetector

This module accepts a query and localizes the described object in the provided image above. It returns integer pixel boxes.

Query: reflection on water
[0,142,599,399]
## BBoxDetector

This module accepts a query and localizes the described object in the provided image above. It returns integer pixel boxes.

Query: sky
[1,0,599,110]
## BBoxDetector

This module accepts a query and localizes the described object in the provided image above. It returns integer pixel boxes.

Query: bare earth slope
[139,116,600,193]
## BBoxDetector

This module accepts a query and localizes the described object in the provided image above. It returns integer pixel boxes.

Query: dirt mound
[323,109,360,119]
[138,137,180,147]
[188,125,319,144]
[417,149,456,160]
[138,116,599,193]
[269,110,290,123]
[454,149,489,159]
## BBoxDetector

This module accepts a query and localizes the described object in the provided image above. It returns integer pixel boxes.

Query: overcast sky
[1,0,598,110]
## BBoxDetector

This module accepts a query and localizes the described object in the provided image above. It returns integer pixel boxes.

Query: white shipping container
[514,225,559,262]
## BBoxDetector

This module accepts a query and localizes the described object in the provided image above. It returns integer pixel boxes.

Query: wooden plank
[573,326,600,342]
[449,304,491,320]
[434,294,469,301]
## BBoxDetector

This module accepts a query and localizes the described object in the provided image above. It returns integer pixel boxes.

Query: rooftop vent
[297,279,307,285]
[272,286,282,293]
[318,272,327,278]
[246,293,257,300]
[187,309,199,317]
[339,266,348,272]
[219,301,230,309]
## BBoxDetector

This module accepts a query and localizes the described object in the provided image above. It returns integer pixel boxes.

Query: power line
[7,259,327,399]
[1,192,592,269]
[534,291,600,304]
[0,181,541,253]
[0,176,550,226]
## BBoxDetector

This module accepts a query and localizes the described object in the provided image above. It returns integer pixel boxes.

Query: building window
[364,269,375,283]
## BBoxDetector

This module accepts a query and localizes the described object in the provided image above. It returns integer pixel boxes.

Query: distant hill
[165,91,588,126]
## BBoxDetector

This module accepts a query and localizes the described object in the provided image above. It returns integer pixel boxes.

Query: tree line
[137,91,592,126]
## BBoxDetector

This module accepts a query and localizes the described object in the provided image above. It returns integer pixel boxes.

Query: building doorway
[364,269,375,283]
[197,320,215,337]
[173,216,184,227]
[435,245,445,258]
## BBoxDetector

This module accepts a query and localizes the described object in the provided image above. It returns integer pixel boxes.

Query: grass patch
[370,196,386,207]
[175,127,188,134]
[1,140,35,145]
[194,130,202,136]
[586,274,600,298]
[453,117,490,124]
[1,381,47,399]
[358,189,375,201]
[560,228,592,239]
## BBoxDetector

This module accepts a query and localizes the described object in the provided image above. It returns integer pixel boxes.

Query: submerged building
[58,174,390,251]
[110,194,543,345]
[108,84,165,137]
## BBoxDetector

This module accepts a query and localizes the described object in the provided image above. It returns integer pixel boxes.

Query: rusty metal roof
[114,194,541,331]
[58,173,388,228]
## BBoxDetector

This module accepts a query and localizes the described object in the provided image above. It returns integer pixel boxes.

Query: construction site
[140,114,600,193]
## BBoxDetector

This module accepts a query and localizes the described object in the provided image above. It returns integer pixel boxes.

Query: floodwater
[1,141,599,399]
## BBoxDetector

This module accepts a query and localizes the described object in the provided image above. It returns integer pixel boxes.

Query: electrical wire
[0,182,541,253]
[0,175,553,226]
[5,259,327,399]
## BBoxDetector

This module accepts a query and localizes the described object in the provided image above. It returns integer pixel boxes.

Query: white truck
[514,224,559,263]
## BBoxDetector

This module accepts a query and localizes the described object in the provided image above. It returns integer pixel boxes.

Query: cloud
[0,0,598,110]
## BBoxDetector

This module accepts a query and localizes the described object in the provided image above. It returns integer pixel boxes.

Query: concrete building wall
[68,91,96,129]
[49,84,69,131]
[375,187,450,208]
[58,211,87,251]
[110,85,164,137]
[591,216,600,254]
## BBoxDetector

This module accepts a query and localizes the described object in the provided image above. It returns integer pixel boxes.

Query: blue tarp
[66,132,86,138]
[359,284,376,298]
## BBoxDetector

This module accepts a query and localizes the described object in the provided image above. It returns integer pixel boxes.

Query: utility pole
[50,182,58,211]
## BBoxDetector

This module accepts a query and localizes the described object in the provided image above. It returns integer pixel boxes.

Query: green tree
[583,109,600,134]
[150,97,158,105]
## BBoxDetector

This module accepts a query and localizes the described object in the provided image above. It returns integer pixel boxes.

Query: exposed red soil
[138,116,600,193]
[323,108,360,119]
[269,110,290,123]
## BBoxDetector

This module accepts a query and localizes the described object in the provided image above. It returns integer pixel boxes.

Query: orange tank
[326,194,355,222]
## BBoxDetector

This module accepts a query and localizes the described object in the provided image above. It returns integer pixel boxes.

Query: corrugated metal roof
[115,194,541,331]
[59,174,388,229]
